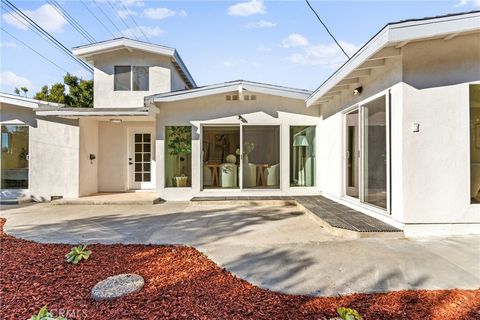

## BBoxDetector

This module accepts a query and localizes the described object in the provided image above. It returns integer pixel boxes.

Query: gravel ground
[1,218,479,320]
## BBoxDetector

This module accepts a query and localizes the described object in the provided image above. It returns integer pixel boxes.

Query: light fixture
[110,119,122,123]
[353,86,363,95]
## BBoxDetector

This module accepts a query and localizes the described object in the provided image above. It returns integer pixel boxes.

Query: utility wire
[93,0,123,36]
[2,0,93,72]
[1,27,69,73]
[120,0,149,42]
[304,0,350,59]
[47,0,96,43]
[107,0,139,40]
[79,0,115,38]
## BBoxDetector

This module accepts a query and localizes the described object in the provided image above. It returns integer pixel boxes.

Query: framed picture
[476,125,480,148]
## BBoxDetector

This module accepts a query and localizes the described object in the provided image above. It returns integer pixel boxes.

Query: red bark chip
[1,218,479,320]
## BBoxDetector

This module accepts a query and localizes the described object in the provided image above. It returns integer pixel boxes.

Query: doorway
[128,129,154,190]
[344,95,388,211]
[201,125,280,190]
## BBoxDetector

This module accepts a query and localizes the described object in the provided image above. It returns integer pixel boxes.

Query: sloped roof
[0,92,65,109]
[146,80,312,103]
[306,10,480,106]
[72,38,196,89]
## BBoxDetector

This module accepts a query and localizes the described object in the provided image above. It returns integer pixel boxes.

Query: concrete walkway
[1,202,479,296]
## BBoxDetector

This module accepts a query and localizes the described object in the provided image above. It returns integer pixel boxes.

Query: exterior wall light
[353,86,363,95]
[110,119,122,123]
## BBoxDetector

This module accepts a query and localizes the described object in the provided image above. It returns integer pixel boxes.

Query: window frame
[114,65,149,92]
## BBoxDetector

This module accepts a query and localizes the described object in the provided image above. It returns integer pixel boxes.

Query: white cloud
[117,9,138,18]
[228,0,265,16]
[143,8,178,20]
[456,0,480,6]
[121,0,144,7]
[244,20,276,29]
[0,71,33,89]
[2,4,67,33]
[0,41,17,48]
[120,26,165,38]
[281,34,309,48]
[285,41,359,68]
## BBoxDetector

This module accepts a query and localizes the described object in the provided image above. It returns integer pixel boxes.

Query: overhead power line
[120,0,149,42]
[2,0,93,72]
[1,27,69,73]
[47,0,96,43]
[304,0,350,59]
[93,0,123,36]
[107,0,139,40]
[79,0,115,38]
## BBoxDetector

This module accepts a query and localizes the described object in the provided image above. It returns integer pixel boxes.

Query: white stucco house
[1,11,479,236]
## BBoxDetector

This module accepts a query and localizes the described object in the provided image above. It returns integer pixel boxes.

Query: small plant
[29,306,67,320]
[337,307,363,320]
[65,244,91,264]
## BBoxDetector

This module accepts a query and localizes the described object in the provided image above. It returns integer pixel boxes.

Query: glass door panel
[363,96,387,209]
[202,126,240,189]
[242,126,280,189]
[345,110,359,198]
[1,125,29,189]
[134,133,152,183]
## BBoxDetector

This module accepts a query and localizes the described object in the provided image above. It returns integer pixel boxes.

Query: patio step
[51,192,165,205]
[190,195,404,238]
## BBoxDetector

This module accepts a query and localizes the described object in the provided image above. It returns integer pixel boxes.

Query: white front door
[128,129,154,190]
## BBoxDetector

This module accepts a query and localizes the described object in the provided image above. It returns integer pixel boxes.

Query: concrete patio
[1,202,479,296]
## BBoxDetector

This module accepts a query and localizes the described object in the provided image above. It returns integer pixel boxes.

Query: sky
[1,0,479,96]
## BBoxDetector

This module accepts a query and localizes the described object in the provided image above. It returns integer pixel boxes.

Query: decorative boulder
[91,274,144,301]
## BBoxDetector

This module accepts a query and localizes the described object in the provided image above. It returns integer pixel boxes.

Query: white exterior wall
[98,120,155,192]
[79,118,98,196]
[155,93,320,201]
[93,50,186,108]
[315,33,480,235]
[1,103,80,200]
[400,33,480,235]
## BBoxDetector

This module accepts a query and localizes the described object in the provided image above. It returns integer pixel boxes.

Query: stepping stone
[91,274,144,301]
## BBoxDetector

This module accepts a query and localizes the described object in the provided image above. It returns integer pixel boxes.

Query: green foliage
[14,87,20,95]
[29,306,67,320]
[337,307,363,320]
[167,126,192,157]
[20,86,29,97]
[65,244,91,264]
[34,73,93,108]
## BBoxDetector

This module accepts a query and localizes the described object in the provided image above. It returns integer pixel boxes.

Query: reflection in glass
[1,125,29,189]
[165,126,192,187]
[290,126,315,187]
[345,110,359,198]
[363,96,387,209]
[242,126,280,189]
[470,84,480,203]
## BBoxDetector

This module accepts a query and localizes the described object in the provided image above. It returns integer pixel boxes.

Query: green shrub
[337,307,363,320]
[65,244,91,264]
[29,306,67,320]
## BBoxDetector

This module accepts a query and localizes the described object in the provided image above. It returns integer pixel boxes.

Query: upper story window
[114,66,149,91]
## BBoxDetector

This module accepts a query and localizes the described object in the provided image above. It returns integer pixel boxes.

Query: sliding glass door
[345,110,359,198]
[242,126,280,189]
[344,95,388,211]
[1,125,29,189]
[363,96,387,208]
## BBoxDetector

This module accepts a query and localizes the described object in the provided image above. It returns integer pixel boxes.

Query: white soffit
[306,11,480,107]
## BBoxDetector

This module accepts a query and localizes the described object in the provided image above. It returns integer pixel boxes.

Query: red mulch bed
[1,218,479,320]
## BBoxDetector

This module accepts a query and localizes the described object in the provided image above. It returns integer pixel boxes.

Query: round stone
[91,274,144,301]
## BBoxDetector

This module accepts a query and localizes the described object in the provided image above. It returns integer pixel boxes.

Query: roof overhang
[0,93,65,109]
[72,38,196,89]
[306,11,480,107]
[146,80,312,104]
[35,106,159,119]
